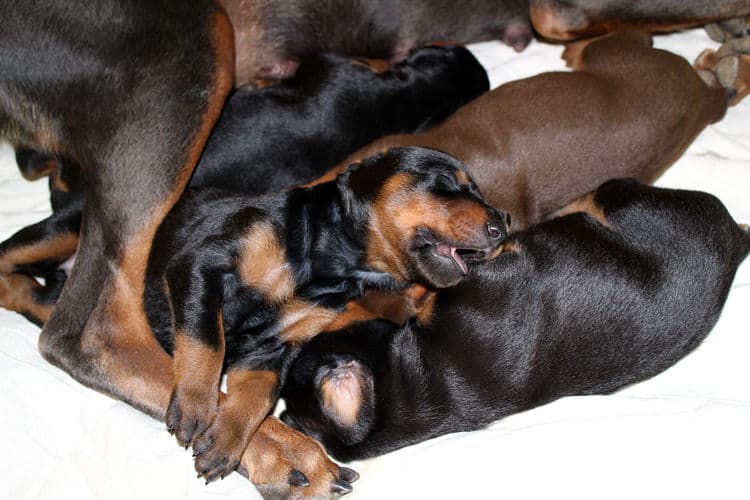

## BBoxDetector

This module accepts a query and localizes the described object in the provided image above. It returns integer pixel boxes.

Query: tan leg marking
[0,273,53,324]
[0,233,79,274]
[193,369,278,481]
[241,416,348,498]
[550,192,610,227]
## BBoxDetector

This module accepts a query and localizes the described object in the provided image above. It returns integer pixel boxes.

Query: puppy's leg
[245,417,358,499]
[0,212,81,325]
[548,190,610,227]
[531,0,750,40]
[192,369,278,482]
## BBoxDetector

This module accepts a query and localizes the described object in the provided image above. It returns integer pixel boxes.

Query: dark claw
[331,479,353,495]
[204,466,224,484]
[338,467,359,483]
[288,469,310,487]
[192,434,214,456]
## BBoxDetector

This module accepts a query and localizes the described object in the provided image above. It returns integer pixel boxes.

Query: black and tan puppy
[0,45,488,325]
[280,179,750,461]
[143,147,507,484]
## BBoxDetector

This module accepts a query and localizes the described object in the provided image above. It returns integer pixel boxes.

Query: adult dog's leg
[531,0,750,40]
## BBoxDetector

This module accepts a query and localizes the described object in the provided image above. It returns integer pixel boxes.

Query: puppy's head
[337,147,510,289]
[281,354,375,449]
[393,46,489,130]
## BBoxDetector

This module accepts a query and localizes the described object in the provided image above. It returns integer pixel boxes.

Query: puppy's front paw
[244,417,358,499]
[166,388,217,448]
[192,405,256,483]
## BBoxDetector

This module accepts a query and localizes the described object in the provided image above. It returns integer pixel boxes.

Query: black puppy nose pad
[487,221,505,240]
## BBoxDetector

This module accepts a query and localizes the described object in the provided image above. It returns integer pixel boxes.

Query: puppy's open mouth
[416,228,496,275]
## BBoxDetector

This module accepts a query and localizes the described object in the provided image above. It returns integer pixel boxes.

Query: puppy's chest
[221,263,363,368]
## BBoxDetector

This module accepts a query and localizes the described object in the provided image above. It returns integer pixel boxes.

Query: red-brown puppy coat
[314,31,730,230]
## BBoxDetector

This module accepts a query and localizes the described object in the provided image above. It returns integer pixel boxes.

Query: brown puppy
[313,30,732,230]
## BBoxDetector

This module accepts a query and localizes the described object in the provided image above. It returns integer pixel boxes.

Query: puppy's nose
[486,220,506,242]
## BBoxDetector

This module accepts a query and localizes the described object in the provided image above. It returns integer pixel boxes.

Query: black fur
[281,179,750,461]
[1,45,488,303]
[149,147,507,480]
[146,147,506,369]
[192,46,489,192]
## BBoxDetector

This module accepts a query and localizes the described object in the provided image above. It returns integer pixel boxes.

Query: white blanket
[1,28,748,500]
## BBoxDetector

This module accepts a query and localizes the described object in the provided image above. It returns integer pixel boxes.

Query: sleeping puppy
[144,147,508,481]
[0,45,489,325]
[311,31,735,230]
[192,46,489,193]
[280,179,750,461]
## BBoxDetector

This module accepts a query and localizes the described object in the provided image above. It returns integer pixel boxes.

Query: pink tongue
[436,243,468,274]
[450,246,468,274]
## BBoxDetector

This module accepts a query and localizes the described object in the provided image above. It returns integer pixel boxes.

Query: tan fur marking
[323,301,382,332]
[454,169,470,185]
[241,416,343,497]
[172,333,225,396]
[196,369,279,468]
[51,168,69,193]
[551,192,610,227]
[325,284,437,330]
[19,156,58,181]
[351,56,390,74]
[278,299,337,344]
[732,54,750,106]
[237,224,295,304]
[0,273,53,323]
[367,173,493,277]
[301,164,346,188]
[562,38,591,69]
[0,233,78,274]
[223,370,278,432]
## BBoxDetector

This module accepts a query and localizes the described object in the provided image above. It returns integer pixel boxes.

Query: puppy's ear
[335,165,357,217]
[335,163,372,235]
[315,359,375,445]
